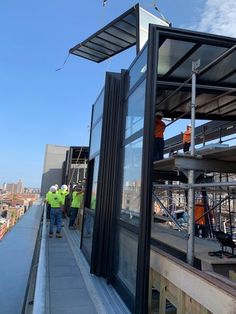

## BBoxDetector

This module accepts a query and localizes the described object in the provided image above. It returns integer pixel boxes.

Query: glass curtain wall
[114,46,147,310]
[81,89,104,262]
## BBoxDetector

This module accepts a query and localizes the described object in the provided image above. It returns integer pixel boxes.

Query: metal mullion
[218,105,236,116]
[72,50,101,62]
[162,43,201,78]
[123,129,143,147]
[156,80,233,110]
[157,27,236,49]
[117,18,137,29]
[103,29,133,45]
[86,41,118,53]
[116,219,139,234]
[198,44,236,77]
[79,46,109,58]
[216,69,236,83]
[205,98,236,116]
[83,44,113,57]
[111,24,136,40]
[95,35,124,49]
[135,24,159,314]
[124,74,146,101]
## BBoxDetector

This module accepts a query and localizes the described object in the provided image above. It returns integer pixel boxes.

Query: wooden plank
[229,270,236,282]
[159,276,167,314]
[177,289,185,314]
[148,268,153,314]
[150,250,236,313]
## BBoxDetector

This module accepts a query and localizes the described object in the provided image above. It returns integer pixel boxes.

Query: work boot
[49,233,53,238]
[56,233,62,238]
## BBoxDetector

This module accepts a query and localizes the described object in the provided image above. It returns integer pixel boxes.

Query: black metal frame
[70,4,140,63]
[89,72,124,281]
[81,104,95,260]
[82,22,236,314]
[134,24,159,313]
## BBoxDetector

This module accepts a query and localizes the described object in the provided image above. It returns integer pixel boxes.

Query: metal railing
[32,204,47,314]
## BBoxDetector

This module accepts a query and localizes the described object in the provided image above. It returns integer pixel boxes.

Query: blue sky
[0,0,235,187]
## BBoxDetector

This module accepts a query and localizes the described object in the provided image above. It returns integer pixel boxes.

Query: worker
[153,111,166,161]
[58,184,69,216]
[47,185,63,238]
[69,185,84,229]
[45,188,52,219]
[183,124,191,152]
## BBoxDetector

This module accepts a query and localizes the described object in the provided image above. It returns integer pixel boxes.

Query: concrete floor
[46,226,97,314]
[45,221,130,314]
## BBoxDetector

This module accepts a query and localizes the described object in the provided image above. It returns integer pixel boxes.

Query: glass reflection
[90,155,99,210]
[120,138,143,225]
[158,38,194,76]
[82,210,95,260]
[93,89,104,126]
[170,44,227,79]
[125,80,146,139]
[90,120,102,158]
[127,46,147,91]
[115,227,138,296]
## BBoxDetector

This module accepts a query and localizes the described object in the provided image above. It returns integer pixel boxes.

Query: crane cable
[152,0,171,26]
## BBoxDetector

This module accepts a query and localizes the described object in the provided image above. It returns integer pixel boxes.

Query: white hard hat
[61,184,68,191]
[50,185,57,193]
[187,124,192,127]
[156,111,164,117]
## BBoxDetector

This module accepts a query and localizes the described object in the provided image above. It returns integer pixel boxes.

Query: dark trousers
[183,142,190,152]
[153,137,164,161]
[46,204,51,219]
[69,207,79,227]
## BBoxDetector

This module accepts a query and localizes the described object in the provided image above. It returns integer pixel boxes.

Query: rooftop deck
[0,202,130,314]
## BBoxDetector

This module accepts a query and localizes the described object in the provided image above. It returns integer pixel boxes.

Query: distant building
[6,183,17,194]
[6,180,24,194]
[41,144,69,196]
[17,180,24,194]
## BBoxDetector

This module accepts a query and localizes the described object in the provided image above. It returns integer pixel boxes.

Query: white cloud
[195,0,236,37]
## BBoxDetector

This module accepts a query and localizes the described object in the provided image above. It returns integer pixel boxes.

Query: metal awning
[69,4,168,63]
[70,6,138,63]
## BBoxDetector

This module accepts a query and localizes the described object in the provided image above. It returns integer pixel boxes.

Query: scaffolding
[153,49,236,265]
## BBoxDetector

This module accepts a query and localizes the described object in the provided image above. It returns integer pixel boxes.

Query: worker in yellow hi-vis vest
[69,185,84,229]
[46,186,63,238]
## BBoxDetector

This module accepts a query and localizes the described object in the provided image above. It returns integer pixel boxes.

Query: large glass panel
[170,44,227,80]
[115,226,138,296]
[139,7,167,50]
[93,89,104,126]
[90,120,102,158]
[120,138,143,226]
[127,46,147,91]
[125,80,146,139]
[200,49,236,84]
[158,38,195,76]
[82,209,95,260]
[90,155,99,210]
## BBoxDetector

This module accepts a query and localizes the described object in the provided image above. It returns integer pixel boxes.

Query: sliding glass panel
[128,46,147,91]
[93,89,104,126]
[115,226,138,296]
[82,209,95,259]
[90,120,102,158]
[90,155,99,210]
[125,80,146,139]
[158,38,195,76]
[120,137,143,226]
